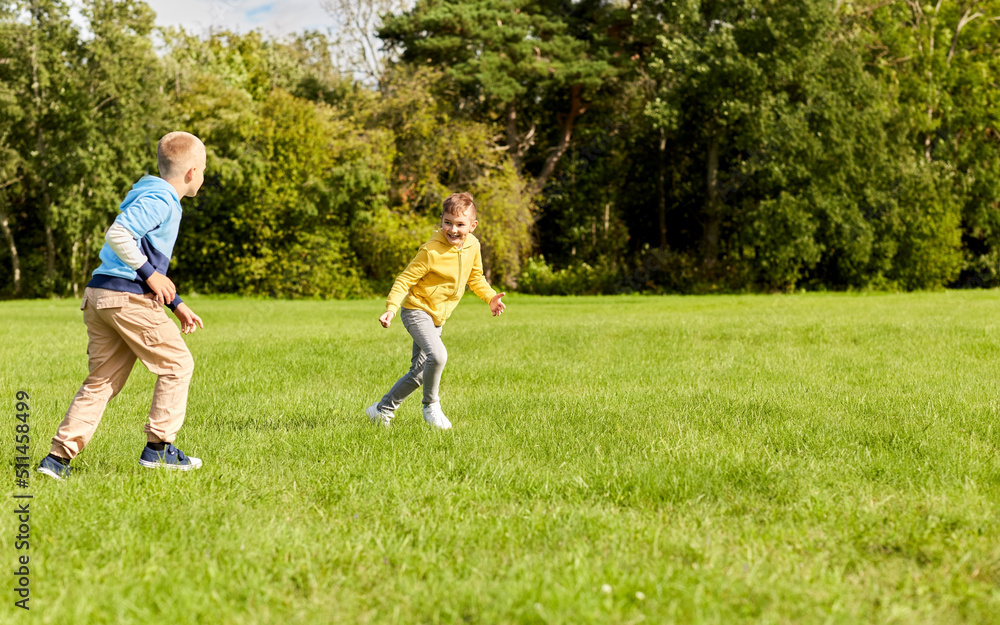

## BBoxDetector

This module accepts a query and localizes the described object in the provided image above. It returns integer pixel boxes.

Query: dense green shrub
[517,256,620,296]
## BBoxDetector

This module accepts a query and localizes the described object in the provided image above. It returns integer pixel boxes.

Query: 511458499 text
[13,390,32,610]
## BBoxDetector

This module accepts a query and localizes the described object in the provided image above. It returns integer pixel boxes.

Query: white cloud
[143,0,335,37]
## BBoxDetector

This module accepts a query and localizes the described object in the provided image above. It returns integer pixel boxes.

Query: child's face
[441,210,477,248]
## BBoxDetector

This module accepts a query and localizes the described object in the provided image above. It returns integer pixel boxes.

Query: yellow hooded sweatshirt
[385,230,498,326]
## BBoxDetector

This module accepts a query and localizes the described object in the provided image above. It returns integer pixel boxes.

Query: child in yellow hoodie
[366,192,506,429]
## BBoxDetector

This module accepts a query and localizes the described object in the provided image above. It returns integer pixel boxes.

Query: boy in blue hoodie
[37,132,207,479]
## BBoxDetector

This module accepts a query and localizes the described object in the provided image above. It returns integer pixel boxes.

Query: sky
[142,0,335,37]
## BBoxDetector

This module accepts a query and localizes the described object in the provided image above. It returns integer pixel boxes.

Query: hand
[490,292,507,317]
[174,302,204,334]
[379,310,395,328]
[146,272,176,306]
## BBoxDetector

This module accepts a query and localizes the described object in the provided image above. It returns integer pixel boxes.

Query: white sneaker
[365,403,393,427]
[422,402,452,430]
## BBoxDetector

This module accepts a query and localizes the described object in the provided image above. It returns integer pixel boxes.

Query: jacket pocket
[423,285,443,308]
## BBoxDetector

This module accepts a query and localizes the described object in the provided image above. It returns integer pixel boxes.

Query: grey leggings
[379,308,447,411]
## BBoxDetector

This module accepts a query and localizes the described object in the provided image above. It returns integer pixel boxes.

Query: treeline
[2,0,999,298]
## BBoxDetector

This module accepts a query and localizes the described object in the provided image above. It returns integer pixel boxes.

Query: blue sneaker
[37,455,71,480]
[139,444,202,471]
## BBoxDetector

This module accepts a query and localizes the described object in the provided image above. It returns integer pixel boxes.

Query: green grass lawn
[2,292,1000,624]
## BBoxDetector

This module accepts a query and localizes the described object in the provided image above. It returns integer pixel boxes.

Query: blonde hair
[442,192,477,220]
[157,131,205,179]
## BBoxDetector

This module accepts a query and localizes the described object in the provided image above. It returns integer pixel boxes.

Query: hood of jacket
[119,175,180,213]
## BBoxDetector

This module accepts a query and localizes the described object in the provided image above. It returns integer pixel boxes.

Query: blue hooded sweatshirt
[88,175,184,309]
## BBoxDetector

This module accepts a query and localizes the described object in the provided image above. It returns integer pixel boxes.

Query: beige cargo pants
[50,287,195,459]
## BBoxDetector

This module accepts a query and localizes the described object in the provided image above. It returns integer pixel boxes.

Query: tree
[1,0,88,295]
[68,0,168,296]
[379,0,618,196]
[165,30,391,297]
[0,0,168,298]
[373,66,534,286]
[0,1,26,294]
[322,0,412,82]
[854,0,1000,286]
[626,0,965,290]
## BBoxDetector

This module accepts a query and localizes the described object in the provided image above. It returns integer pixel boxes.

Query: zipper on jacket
[456,245,463,299]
